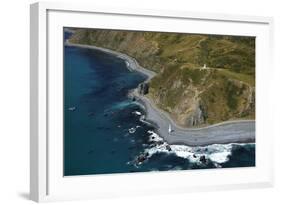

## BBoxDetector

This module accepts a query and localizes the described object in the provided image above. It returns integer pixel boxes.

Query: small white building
[200,64,207,71]
[168,124,172,133]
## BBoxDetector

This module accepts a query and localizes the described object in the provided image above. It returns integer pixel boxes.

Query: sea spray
[134,130,255,167]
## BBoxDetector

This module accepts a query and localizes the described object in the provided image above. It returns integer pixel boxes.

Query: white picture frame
[30,1,274,202]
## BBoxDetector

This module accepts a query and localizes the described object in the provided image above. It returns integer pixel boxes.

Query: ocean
[63,31,255,176]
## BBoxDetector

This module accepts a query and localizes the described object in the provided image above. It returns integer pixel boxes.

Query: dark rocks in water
[136,153,147,164]
[150,141,164,147]
[103,113,108,117]
[158,141,164,145]
[137,157,145,163]
[166,145,172,152]
[200,155,207,163]
[138,82,149,95]
[132,97,136,101]
[193,154,197,158]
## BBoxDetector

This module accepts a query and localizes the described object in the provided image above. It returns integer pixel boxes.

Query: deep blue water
[63,30,255,176]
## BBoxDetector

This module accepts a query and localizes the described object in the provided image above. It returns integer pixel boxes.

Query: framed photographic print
[30,2,274,202]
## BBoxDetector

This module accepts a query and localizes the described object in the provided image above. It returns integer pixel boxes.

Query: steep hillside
[68,28,255,127]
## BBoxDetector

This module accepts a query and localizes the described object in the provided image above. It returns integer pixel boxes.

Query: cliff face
[149,69,255,127]
[68,28,255,127]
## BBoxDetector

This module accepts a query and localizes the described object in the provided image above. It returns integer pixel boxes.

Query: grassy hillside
[68,28,255,127]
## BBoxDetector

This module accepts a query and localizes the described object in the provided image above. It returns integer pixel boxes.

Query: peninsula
[68,29,255,127]
[66,41,255,146]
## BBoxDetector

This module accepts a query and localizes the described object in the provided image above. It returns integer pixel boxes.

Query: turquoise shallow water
[63,30,255,176]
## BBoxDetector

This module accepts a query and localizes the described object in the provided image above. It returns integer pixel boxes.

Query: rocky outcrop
[138,82,149,95]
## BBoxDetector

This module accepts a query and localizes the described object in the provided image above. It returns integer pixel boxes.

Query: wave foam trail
[105,101,133,112]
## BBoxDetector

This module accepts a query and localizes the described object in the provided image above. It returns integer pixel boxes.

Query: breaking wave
[140,130,254,166]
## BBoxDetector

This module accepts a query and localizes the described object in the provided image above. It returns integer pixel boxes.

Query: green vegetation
[217,68,255,86]
[69,29,255,127]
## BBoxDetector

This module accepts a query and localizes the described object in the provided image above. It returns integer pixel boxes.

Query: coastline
[65,41,255,146]
[65,41,156,80]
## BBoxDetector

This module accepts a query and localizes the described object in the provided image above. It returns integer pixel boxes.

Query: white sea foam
[125,61,131,70]
[132,111,142,116]
[145,143,169,156]
[169,145,201,163]
[128,127,136,134]
[128,125,142,134]
[172,144,232,164]
[147,130,163,142]
[204,144,232,164]
[137,123,251,167]
[143,138,237,165]
[209,151,230,164]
